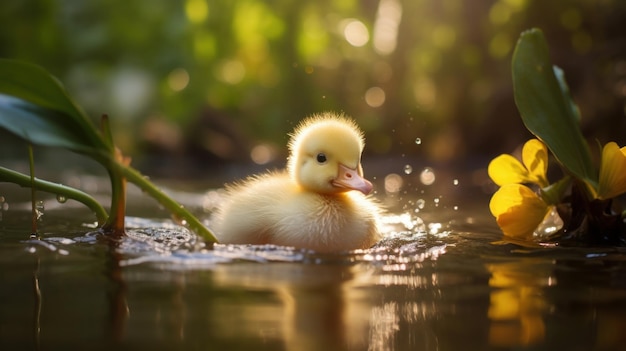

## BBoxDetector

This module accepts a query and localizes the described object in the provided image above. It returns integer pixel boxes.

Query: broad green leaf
[512,28,597,186]
[0,59,112,157]
[0,94,99,153]
[553,66,582,122]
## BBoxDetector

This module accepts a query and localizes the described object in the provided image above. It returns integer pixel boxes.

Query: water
[1,176,626,350]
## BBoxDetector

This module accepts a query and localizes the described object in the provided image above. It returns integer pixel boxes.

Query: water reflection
[213,263,368,350]
[32,257,41,351]
[5,186,626,350]
[486,259,552,347]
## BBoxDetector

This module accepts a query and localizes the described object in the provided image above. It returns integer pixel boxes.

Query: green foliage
[0,59,218,242]
[512,28,597,187]
[0,60,111,157]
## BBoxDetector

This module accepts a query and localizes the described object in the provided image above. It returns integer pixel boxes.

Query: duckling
[212,112,382,252]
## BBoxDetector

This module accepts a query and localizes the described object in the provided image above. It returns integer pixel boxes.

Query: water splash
[419,168,435,186]
[35,201,45,221]
[415,199,425,210]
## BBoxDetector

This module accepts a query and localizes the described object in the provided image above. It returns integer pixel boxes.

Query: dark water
[2,175,626,351]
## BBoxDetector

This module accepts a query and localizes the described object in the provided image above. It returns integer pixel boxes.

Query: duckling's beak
[332,164,373,195]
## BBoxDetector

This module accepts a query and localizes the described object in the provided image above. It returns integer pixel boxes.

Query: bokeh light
[342,19,369,47]
[365,87,386,107]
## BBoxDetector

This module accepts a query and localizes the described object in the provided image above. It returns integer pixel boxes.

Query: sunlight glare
[342,19,369,47]
[373,0,402,55]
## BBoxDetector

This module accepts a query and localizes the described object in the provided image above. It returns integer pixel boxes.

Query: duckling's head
[287,112,373,195]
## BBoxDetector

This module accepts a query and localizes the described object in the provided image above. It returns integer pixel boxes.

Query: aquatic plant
[488,28,626,245]
[0,59,217,242]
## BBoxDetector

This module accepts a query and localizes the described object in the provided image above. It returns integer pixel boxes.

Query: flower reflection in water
[486,259,553,347]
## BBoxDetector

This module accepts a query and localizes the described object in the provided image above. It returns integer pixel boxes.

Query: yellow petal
[489,184,549,239]
[522,139,549,187]
[488,154,530,186]
[597,142,626,200]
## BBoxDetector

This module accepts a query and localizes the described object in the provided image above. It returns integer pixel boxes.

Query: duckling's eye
[316,153,327,164]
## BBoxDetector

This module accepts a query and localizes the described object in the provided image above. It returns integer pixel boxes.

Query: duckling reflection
[211,261,371,351]
[213,112,382,252]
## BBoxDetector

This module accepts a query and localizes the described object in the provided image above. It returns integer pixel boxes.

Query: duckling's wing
[212,172,294,244]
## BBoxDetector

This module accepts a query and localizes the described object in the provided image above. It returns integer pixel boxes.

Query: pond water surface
[1,168,626,351]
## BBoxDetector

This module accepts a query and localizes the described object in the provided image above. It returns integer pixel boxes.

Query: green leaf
[0,59,112,157]
[553,66,582,122]
[512,28,597,186]
[0,59,218,242]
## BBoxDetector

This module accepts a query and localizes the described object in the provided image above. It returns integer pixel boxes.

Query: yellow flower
[488,139,549,188]
[489,184,550,239]
[596,142,626,200]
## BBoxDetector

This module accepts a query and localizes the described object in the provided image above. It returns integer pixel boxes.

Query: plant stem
[28,145,38,236]
[102,165,126,237]
[118,163,218,243]
[0,166,108,225]
[99,114,126,236]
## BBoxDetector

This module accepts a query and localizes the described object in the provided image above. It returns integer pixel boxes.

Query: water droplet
[415,138,422,145]
[403,164,413,175]
[0,196,7,213]
[453,179,459,186]
[384,173,403,193]
[419,167,436,186]
[36,201,45,221]
[534,207,564,238]
[56,194,67,203]
[416,199,425,209]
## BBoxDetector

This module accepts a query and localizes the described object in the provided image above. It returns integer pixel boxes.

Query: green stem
[99,114,126,236]
[0,166,108,225]
[118,163,218,243]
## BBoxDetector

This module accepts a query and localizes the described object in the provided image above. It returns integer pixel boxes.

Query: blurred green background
[1,0,625,179]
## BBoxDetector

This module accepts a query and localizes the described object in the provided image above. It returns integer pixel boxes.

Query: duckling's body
[213,113,381,252]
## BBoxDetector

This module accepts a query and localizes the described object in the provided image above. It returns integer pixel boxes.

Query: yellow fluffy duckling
[212,112,381,252]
